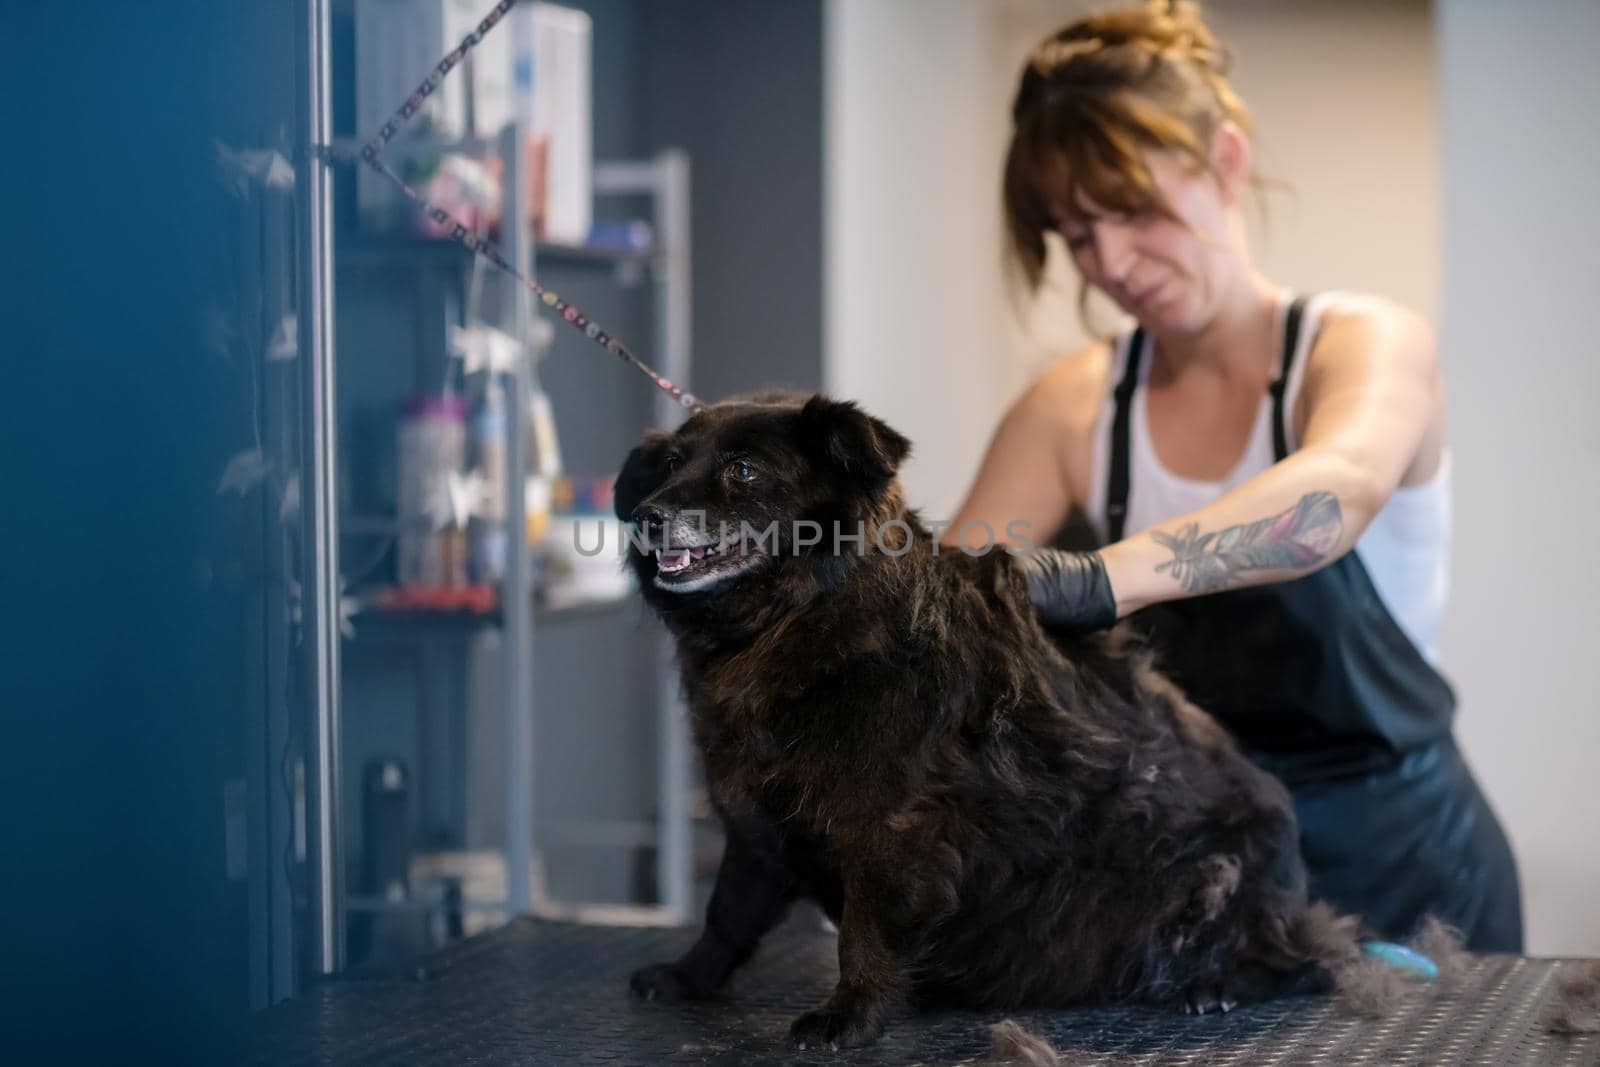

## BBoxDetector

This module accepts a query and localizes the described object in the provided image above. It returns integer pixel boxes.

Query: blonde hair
[1003,1,1261,291]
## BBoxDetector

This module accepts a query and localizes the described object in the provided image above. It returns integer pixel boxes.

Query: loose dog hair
[617,392,1377,1049]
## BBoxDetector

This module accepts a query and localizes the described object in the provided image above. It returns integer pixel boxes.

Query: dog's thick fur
[615,393,1366,1049]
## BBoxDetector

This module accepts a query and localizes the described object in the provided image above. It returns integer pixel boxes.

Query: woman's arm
[1100,298,1441,617]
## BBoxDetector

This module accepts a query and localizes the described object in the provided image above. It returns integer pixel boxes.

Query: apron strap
[1104,327,1146,544]
[1270,296,1310,462]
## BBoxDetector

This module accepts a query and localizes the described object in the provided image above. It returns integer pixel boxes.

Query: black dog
[615,392,1364,1049]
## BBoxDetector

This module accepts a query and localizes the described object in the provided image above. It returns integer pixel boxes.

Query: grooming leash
[325,0,701,412]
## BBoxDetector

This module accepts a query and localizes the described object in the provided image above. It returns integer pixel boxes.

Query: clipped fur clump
[1409,915,1470,988]
[1325,912,1471,1015]
[985,1019,1062,1065]
[1332,956,1417,1017]
[1289,901,1365,966]
[1543,960,1600,1034]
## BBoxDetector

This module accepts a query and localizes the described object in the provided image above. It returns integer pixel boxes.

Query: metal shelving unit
[301,103,697,973]
[505,135,695,928]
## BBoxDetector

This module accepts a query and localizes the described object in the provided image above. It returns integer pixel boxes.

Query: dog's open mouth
[652,534,765,592]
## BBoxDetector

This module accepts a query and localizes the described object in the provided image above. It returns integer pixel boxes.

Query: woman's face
[1050,150,1234,334]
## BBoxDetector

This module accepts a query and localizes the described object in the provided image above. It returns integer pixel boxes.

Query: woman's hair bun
[1015,1,1234,124]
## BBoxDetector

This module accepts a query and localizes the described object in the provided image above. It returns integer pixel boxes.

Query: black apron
[1105,297,1524,952]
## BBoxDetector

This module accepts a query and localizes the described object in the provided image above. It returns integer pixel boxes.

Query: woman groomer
[947,1,1523,950]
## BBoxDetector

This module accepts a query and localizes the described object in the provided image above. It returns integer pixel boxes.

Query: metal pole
[501,121,535,917]
[298,0,343,974]
[655,150,693,923]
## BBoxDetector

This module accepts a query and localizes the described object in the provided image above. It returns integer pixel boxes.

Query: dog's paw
[629,962,713,1003]
[788,1005,883,1050]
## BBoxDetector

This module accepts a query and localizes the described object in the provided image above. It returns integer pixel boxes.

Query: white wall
[824,0,1027,521]
[825,0,1598,952]
[1435,0,1600,956]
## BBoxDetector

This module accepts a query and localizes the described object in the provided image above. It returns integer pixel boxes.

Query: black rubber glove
[1018,548,1119,632]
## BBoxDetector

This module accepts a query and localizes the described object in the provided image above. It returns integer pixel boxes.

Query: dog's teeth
[655,548,692,573]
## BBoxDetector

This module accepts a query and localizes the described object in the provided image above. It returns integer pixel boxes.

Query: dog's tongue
[658,549,692,573]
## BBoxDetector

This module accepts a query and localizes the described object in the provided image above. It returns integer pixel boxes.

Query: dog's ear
[799,395,911,492]
[614,430,673,521]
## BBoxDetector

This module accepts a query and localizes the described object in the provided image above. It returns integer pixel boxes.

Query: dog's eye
[664,452,682,473]
[729,460,756,482]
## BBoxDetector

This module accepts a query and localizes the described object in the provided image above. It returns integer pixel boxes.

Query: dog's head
[614,392,912,604]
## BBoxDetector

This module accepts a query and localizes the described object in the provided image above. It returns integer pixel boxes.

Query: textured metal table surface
[244,910,1599,1066]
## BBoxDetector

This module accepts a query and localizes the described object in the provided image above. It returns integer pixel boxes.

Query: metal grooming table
[244,909,1599,1065]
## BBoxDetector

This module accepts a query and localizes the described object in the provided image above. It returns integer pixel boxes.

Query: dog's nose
[631,503,669,532]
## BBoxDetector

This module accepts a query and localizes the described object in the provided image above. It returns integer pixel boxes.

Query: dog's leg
[629,814,796,1003]
[789,855,952,1050]
[788,902,901,1049]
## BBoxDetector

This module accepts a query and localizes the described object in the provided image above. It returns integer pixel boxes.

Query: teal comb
[1360,940,1439,979]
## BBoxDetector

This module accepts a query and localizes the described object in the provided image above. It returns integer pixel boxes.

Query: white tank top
[1083,291,1452,663]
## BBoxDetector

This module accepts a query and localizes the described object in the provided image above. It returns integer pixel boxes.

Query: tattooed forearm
[1150,491,1344,594]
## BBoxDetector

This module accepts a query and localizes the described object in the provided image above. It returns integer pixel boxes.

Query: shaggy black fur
[616,393,1368,1049]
